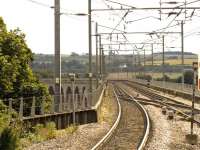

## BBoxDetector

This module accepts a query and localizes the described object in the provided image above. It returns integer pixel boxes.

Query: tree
[176,70,194,84]
[70,52,79,57]
[0,17,51,111]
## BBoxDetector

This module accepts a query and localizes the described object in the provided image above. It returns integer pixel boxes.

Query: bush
[0,100,22,149]
[65,125,78,134]
[31,122,56,142]
[0,101,10,133]
[136,74,152,81]
[156,74,170,81]
[175,71,194,84]
[45,122,56,139]
[0,127,19,150]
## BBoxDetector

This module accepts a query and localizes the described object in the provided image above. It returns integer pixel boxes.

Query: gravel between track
[101,98,145,150]
[26,85,118,150]
[145,105,200,150]
[118,82,200,150]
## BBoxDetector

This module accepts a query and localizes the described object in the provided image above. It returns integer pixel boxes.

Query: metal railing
[0,84,105,119]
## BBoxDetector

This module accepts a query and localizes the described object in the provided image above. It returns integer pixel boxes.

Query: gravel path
[27,123,110,150]
[26,85,118,150]
[144,105,172,150]
[145,105,200,150]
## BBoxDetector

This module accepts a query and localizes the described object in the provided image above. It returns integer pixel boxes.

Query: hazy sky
[0,0,200,54]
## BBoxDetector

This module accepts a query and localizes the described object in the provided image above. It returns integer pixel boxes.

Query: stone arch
[82,86,86,94]
[75,86,79,94]
[75,86,81,109]
[66,87,72,110]
[61,87,64,110]
[66,87,72,94]
[84,97,88,108]
[61,87,64,94]
[81,86,86,109]
[48,86,54,95]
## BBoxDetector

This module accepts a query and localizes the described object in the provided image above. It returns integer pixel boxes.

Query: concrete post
[162,35,165,88]
[151,44,154,81]
[63,90,66,111]
[41,97,45,115]
[88,0,93,97]
[185,64,198,145]
[102,50,105,78]
[82,94,86,109]
[138,51,141,76]
[181,21,185,89]
[59,93,63,112]
[72,79,75,125]
[54,0,61,112]
[75,94,79,110]
[191,68,197,135]
[31,96,36,117]
[51,97,55,114]
[99,35,102,80]
[57,116,62,129]
[144,49,146,76]
[95,23,99,88]
[19,97,23,118]
[134,51,137,78]
[132,50,135,78]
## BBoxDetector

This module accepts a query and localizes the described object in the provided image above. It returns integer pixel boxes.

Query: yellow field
[146,58,197,66]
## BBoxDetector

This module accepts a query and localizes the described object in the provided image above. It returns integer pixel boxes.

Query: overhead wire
[103,0,200,47]
[25,0,85,15]
[26,0,52,8]
[105,0,136,8]
[100,0,171,53]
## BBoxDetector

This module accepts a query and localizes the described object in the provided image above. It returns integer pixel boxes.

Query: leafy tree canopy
[0,17,50,99]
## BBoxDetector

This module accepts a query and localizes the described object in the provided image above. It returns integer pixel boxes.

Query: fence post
[8,98,12,114]
[82,93,86,109]
[19,97,23,118]
[63,93,65,111]
[41,96,45,115]
[76,94,79,110]
[59,94,62,112]
[31,96,36,117]
[51,96,55,114]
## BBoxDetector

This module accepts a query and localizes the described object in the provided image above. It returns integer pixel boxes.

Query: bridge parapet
[1,84,105,120]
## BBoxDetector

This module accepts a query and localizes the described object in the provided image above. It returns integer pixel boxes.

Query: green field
[108,72,182,80]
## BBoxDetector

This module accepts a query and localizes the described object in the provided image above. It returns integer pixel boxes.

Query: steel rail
[91,86,122,150]
[122,81,200,125]
[117,85,151,150]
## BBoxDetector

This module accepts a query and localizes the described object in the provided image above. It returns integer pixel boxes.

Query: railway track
[122,81,199,110]
[91,84,150,150]
[120,81,200,125]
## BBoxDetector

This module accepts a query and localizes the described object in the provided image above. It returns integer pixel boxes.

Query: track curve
[91,83,151,150]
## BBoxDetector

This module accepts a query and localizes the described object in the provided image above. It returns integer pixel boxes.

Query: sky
[0,0,200,55]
